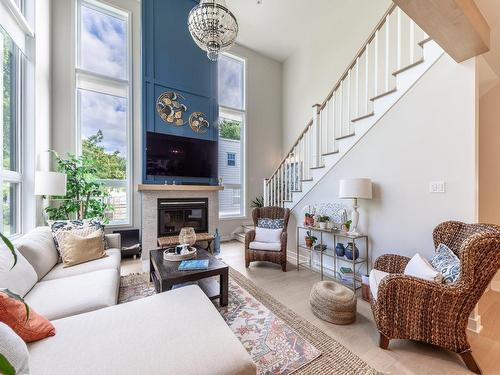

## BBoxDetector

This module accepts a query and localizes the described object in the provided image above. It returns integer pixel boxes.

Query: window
[0,27,23,236]
[76,0,131,225]
[227,152,236,167]
[218,53,245,218]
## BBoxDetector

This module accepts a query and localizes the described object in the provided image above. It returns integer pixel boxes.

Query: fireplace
[157,198,209,236]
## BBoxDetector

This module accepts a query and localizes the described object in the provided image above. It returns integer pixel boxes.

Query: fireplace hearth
[157,198,208,237]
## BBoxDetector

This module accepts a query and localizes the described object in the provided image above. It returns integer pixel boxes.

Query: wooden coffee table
[149,248,229,306]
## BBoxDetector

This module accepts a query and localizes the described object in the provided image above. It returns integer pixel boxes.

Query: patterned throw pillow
[430,243,461,284]
[257,218,284,229]
[49,219,105,253]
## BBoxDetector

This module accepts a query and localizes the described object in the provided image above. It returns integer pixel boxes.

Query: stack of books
[337,267,355,284]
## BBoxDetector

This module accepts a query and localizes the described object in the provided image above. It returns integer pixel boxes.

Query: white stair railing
[264,4,430,207]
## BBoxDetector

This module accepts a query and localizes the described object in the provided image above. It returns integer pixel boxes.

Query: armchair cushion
[369,269,389,301]
[404,253,443,283]
[257,218,284,229]
[431,243,460,283]
[254,227,282,243]
[249,242,281,252]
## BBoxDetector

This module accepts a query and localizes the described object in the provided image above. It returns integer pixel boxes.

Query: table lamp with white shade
[339,178,372,235]
[35,171,67,197]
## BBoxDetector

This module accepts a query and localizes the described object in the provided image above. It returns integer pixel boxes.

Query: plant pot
[304,216,314,227]
[345,242,359,260]
[305,238,313,248]
[335,243,345,257]
[341,224,350,232]
[319,222,327,229]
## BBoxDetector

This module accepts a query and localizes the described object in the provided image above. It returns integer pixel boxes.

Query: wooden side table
[158,232,214,253]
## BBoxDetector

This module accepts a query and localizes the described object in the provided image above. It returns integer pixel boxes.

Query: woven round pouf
[309,281,357,325]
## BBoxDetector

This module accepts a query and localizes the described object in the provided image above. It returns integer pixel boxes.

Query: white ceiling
[474,0,500,86]
[226,0,390,62]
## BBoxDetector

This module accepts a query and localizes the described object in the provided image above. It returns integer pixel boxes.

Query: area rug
[118,269,377,375]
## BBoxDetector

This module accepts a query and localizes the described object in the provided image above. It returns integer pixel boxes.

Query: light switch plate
[429,181,446,193]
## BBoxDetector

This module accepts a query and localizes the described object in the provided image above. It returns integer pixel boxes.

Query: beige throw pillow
[58,229,106,267]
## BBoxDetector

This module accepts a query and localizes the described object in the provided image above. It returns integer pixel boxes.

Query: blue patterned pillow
[430,243,461,283]
[257,218,284,229]
[48,219,105,252]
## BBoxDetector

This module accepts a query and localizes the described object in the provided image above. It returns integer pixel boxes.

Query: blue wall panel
[142,0,218,184]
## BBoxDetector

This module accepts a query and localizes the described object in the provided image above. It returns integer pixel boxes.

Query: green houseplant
[44,132,115,222]
[304,230,317,248]
[250,196,264,209]
[316,215,330,229]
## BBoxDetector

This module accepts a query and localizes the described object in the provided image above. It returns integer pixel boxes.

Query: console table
[296,225,370,291]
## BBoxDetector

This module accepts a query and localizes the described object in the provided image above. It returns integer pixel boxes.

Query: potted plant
[304,213,315,227]
[304,230,317,248]
[250,196,264,208]
[316,215,330,229]
[341,220,352,232]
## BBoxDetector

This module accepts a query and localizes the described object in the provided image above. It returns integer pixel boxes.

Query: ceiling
[226,0,391,62]
[474,0,500,88]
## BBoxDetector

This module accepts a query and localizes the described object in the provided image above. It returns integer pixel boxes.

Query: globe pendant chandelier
[188,0,239,61]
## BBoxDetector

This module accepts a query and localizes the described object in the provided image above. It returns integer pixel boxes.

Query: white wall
[35,0,52,226]
[479,81,500,286]
[281,0,391,152]
[50,0,142,230]
[219,43,282,238]
[288,55,477,263]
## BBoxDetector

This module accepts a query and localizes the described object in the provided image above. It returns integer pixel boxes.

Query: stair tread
[370,88,397,101]
[310,165,325,170]
[322,150,339,156]
[336,133,356,140]
[393,58,424,76]
[300,178,314,182]
[351,112,374,122]
[418,37,432,47]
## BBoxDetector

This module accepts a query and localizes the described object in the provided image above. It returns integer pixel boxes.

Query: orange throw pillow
[0,292,55,342]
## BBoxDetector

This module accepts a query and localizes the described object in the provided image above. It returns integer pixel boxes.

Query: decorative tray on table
[163,247,197,261]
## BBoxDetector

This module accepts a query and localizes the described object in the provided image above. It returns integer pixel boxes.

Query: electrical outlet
[429,181,446,193]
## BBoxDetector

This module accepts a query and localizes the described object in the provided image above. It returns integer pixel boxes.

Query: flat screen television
[146,132,218,179]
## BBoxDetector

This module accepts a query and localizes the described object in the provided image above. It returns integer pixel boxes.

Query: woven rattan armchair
[371,221,500,374]
[245,206,290,272]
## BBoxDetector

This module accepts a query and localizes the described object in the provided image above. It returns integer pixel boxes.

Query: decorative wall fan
[156,92,188,126]
[189,112,210,133]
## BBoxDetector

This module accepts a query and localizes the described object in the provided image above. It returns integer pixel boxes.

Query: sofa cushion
[41,249,121,281]
[249,241,281,252]
[0,245,38,297]
[49,219,106,252]
[0,292,55,343]
[369,269,390,301]
[0,322,30,374]
[57,229,106,267]
[14,227,59,280]
[257,218,284,229]
[24,269,119,320]
[28,286,256,375]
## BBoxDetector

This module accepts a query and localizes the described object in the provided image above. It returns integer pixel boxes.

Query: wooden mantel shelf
[137,184,224,192]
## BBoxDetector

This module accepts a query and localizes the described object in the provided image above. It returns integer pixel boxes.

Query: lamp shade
[339,178,372,199]
[34,171,67,196]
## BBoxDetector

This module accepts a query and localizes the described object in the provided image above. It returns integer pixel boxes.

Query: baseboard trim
[220,235,234,242]
[491,280,500,292]
[467,314,483,334]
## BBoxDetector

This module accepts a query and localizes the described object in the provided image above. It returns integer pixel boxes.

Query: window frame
[218,52,246,220]
[0,26,24,238]
[227,152,236,167]
[75,0,133,227]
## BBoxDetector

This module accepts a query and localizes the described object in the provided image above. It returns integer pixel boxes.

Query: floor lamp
[35,171,67,222]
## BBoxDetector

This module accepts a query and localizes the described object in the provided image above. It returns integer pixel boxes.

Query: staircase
[263,4,444,210]
[234,224,254,244]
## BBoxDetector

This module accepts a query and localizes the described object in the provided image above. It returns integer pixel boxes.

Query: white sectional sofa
[2,227,256,375]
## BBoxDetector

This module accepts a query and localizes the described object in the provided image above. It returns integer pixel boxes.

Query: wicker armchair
[371,221,500,374]
[245,206,290,272]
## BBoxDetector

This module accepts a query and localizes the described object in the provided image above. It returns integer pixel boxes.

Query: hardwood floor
[121,241,500,374]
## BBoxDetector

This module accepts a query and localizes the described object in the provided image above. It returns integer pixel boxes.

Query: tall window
[218,53,245,218]
[0,27,23,236]
[76,0,131,225]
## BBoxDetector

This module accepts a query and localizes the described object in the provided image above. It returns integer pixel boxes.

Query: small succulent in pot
[304,230,317,248]
[304,213,315,227]
[316,215,330,229]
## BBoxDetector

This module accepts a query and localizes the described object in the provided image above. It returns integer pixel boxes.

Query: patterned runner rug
[119,269,377,375]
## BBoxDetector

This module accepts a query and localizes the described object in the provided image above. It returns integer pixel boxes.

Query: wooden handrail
[266,3,397,183]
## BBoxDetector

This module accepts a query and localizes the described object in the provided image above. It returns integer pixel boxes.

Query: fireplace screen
[157,198,208,236]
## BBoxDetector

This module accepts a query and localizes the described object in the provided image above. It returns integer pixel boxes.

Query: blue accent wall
[142,0,218,184]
